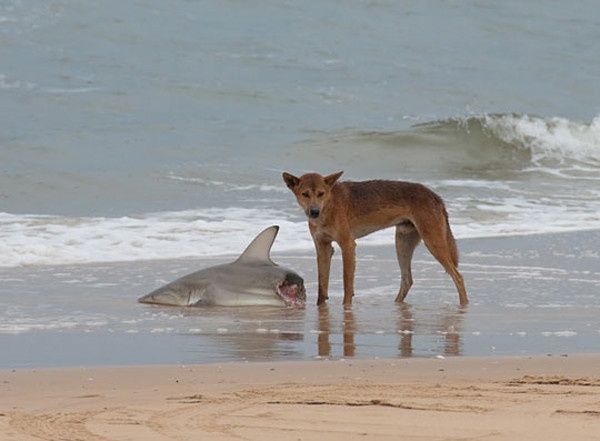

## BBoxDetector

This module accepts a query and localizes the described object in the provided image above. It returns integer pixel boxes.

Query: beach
[2,354,600,440]
[2,1,600,439]
[2,230,600,440]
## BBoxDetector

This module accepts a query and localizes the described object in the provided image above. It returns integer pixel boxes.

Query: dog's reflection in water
[317,303,466,358]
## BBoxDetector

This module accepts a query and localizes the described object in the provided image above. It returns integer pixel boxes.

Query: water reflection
[176,301,469,363]
[317,303,467,358]
[317,306,356,357]
[182,306,307,362]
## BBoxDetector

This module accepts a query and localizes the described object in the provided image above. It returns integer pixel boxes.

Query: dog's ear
[324,171,344,187]
[282,172,300,190]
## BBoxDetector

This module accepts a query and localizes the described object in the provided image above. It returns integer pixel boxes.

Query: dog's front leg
[339,236,356,305]
[314,238,334,305]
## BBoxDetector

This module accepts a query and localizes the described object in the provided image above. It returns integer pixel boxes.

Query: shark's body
[138,226,305,307]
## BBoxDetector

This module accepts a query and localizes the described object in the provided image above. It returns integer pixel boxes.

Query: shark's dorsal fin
[234,225,279,265]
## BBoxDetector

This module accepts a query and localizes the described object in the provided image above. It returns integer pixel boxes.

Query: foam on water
[484,114,600,166]
[0,74,35,90]
[0,210,313,267]
[1,199,598,268]
[541,331,578,338]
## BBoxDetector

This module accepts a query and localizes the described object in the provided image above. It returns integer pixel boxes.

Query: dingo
[283,171,468,306]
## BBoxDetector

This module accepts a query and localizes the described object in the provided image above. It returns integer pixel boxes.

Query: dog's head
[282,171,343,220]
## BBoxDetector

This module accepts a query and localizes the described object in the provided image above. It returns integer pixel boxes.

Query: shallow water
[2,231,599,368]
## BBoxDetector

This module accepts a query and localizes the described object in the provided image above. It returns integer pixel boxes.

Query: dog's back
[339,179,444,212]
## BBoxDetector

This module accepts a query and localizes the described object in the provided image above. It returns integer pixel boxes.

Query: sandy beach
[1,230,599,441]
[3,2,600,440]
[2,354,600,440]
[1,231,599,440]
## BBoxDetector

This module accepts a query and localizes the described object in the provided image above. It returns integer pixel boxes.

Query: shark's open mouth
[276,274,306,307]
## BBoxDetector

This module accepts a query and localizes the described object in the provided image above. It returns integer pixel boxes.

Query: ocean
[1,0,599,368]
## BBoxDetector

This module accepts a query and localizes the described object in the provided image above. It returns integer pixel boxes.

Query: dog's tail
[444,208,460,267]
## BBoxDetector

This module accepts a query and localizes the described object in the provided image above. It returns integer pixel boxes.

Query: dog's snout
[308,207,320,218]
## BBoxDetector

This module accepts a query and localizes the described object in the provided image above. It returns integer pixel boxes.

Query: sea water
[1,0,599,367]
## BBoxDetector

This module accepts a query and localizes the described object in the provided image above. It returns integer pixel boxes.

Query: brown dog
[283,171,468,306]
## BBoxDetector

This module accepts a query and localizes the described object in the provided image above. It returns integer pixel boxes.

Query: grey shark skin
[138,226,306,307]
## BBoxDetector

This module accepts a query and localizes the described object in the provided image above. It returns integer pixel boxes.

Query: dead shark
[138,225,306,307]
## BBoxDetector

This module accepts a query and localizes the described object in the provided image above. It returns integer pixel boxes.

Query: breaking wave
[316,113,600,176]
[479,113,600,166]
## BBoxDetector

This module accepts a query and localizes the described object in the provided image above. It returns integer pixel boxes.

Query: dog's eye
[302,192,310,198]
[317,191,325,198]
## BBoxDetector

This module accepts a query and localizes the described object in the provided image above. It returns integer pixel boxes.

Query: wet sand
[2,354,600,440]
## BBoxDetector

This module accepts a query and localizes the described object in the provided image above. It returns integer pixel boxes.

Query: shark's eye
[317,191,325,198]
[302,192,310,198]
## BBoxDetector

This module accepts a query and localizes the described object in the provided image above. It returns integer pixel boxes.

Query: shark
[138,225,306,307]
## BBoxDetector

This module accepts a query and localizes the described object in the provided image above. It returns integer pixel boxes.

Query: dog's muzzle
[308,206,320,219]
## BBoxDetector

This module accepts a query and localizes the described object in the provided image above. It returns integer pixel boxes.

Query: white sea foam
[449,194,600,240]
[43,86,100,94]
[541,331,578,338]
[505,303,530,308]
[1,191,599,268]
[0,316,108,334]
[0,74,35,90]
[0,210,314,267]
[484,114,600,165]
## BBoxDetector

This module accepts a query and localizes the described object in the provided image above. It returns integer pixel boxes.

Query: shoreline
[2,354,600,440]
[1,229,599,369]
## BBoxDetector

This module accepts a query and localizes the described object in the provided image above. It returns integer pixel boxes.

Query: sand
[2,354,600,440]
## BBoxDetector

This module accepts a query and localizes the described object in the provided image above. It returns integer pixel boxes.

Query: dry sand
[2,354,600,440]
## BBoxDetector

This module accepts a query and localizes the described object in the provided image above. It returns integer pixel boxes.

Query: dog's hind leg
[418,220,468,305]
[394,223,422,302]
